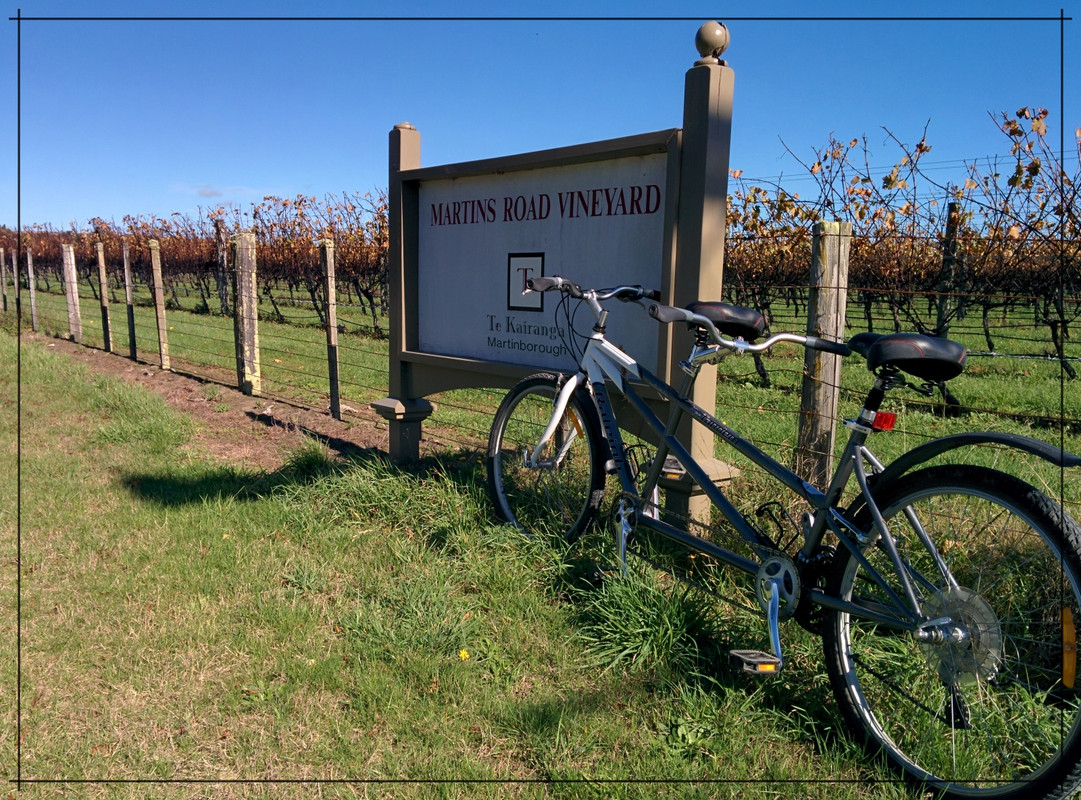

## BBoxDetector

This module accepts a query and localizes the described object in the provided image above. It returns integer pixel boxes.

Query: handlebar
[804,336,853,357]
[526,276,661,303]
[526,276,578,295]
[649,301,850,357]
[527,274,850,358]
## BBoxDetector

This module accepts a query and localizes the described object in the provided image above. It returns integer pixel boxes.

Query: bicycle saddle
[686,302,766,342]
[848,331,967,382]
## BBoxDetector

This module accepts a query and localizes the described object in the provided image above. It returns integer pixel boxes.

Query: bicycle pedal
[730,649,782,674]
[661,455,686,479]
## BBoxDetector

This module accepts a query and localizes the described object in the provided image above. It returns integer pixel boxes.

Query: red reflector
[872,411,897,432]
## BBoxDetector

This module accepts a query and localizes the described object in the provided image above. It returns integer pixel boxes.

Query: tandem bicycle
[485,274,1081,800]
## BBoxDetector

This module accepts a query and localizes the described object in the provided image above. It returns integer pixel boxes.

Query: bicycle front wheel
[823,464,1081,800]
[486,374,605,541]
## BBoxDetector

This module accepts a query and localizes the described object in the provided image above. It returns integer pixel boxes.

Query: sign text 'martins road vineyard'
[416,152,668,372]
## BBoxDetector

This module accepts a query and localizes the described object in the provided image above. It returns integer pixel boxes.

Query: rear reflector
[872,411,897,432]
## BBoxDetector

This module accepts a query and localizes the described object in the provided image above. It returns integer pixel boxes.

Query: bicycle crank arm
[730,579,785,674]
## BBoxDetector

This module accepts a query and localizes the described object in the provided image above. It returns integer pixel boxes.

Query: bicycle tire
[823,464,1081,800]
[486,373,605,542]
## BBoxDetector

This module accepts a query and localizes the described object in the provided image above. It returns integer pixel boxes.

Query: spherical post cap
[695,21,730,59]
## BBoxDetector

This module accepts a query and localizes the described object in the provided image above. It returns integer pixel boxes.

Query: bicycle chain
[793,544,837,635]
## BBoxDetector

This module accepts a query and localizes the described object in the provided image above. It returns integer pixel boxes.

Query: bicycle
[485,274,1081,800]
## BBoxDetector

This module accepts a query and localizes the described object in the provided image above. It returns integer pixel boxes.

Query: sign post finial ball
[694,21,729,60]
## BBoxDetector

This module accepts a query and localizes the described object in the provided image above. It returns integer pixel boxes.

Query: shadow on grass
[120,412,488,508]
[245,411,377,462]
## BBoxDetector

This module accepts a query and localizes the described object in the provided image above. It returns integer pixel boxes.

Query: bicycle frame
[494,280,1081,798]
[534,325,933,634]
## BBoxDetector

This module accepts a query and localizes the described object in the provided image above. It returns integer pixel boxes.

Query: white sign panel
[416,152,668,372]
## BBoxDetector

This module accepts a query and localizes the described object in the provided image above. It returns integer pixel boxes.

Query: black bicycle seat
[686,302,766,342]
[848,332,967,382]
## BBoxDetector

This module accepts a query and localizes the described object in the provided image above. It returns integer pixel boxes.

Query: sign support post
[664,21,738,523]
[373,122,434,461]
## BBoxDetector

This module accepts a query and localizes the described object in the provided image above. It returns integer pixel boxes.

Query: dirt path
[23,332,393,472]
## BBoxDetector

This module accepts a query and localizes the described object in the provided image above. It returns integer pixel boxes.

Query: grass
[5,282,1079,797]
[706,322,1081,522]
[19,279,1081,524]
[28,286,390,409]
[2,315,929,799]
[27,283,502,452]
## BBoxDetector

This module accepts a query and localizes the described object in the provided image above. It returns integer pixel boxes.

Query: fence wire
[7,269,1078,524]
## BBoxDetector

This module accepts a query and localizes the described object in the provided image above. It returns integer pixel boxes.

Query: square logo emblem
[507,253,544,311]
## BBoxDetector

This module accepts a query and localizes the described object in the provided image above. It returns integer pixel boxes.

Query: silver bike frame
[522,285,958,635]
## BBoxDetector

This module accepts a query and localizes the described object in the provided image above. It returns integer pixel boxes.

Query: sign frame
[393,127,683,400]
[376,38,735,471]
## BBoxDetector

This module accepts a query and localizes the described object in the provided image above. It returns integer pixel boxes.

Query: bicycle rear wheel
[486,374,605,541]
[823,464,1081,800]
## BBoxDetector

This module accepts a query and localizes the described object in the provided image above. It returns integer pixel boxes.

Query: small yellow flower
[458,649,470,661]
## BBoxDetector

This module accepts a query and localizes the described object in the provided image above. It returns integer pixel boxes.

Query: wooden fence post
[214,219,231,316]
[148,240,171,370]
[122,239,137,360]
[1,247,7,313]
[61,243,83,343]
[795,220,851,488]
[320,239,342,419]
[936,200,961,336]
[230,231,261,395]
[96,242,113,352]
[25,250,38,332]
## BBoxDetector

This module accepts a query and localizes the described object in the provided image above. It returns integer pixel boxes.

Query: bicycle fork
[525,373,583,468]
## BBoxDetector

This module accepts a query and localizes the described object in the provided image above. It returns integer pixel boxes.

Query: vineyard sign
[414,144,672,372]
[376,20,735,462]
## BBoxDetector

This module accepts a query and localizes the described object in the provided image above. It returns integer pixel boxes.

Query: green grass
[28,279,1081,450]
[22,279,1081,518]
[3,317,931,799]
[27,283,502,452]
[28,285,389,409]
[6,282,1078,797]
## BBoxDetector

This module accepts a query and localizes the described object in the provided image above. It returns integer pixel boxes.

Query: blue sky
[3,0,1077,230]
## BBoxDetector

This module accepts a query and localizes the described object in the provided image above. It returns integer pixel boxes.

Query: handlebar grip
[526,276,560,292]
[648,303,695,324]
[805,336,852,357]
[614,286,663,302]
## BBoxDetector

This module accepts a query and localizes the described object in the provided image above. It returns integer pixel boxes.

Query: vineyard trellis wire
[4,256,1077,532]
[3,107,1077,354]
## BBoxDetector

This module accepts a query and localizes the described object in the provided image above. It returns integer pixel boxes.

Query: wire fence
[5,254,1078,522]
